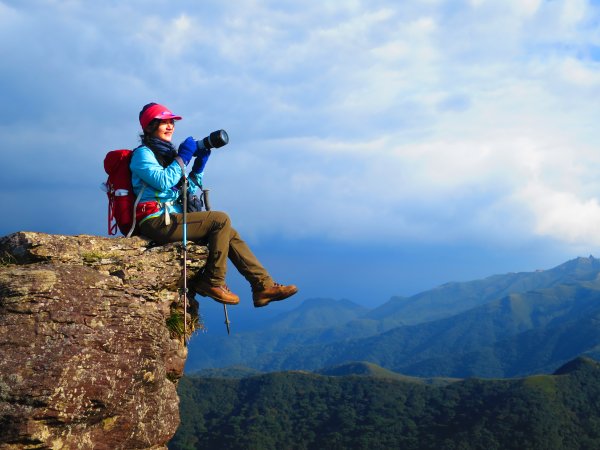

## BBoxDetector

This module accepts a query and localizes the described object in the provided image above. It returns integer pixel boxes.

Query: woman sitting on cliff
[130,102,298,307]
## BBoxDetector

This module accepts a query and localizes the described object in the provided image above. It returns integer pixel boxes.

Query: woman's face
[152,119,175,142]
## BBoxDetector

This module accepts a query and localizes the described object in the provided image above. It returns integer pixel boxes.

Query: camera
[197,129,229,151]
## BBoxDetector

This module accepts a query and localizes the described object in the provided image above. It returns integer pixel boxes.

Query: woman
[130,102,298,307]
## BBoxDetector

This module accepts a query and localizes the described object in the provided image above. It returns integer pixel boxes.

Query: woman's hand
[177,137,197,165]
[192,146,211,174]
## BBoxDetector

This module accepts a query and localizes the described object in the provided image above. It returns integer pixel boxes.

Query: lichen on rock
[0,232,206,449]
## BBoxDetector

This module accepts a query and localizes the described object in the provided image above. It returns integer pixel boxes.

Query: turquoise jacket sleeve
[130,144,204,219]
[130,146,183,191]
[130,146,184,217]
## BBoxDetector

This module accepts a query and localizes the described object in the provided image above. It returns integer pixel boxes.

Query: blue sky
[2,0,600,309]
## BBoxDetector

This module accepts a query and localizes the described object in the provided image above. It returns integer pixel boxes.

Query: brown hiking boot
[253,283,298,308]
[190,278,240,305]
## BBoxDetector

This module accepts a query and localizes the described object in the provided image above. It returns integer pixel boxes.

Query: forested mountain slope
[171,357,600,450]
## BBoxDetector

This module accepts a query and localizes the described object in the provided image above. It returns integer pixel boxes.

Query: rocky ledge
[0,232,206,449]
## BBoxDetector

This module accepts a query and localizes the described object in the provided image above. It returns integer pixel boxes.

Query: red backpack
[103,149,144,237]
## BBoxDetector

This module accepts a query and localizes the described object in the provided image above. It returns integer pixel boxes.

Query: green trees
[169,358,600,450]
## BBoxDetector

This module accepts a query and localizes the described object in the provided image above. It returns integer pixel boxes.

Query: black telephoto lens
[200,129,229,150]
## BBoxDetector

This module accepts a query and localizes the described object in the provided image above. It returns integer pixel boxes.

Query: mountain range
[186,256,600,378]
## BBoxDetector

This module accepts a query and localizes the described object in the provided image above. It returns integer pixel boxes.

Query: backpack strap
[162,201,174,226]
[174,156,186,173]
[126,183,146,238]
[161,156,187,226]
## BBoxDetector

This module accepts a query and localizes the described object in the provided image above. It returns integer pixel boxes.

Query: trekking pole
[203,188,231,335]
[223,302,231,335]
[202,188,211,211]
[182,176,189,345]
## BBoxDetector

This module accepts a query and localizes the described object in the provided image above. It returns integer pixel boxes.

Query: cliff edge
[0,232,206,449]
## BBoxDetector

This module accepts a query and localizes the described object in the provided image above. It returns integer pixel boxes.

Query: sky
[2,0,600,311]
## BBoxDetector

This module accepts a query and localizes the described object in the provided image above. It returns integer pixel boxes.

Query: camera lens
[210,130,229,148]
[200,129,229,150]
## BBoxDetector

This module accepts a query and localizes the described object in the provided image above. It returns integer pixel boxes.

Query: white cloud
[560,0,588,27]
[2,0,600,252]
[517,184,600,245]
[560,57,600,87]
[512,0,543,17]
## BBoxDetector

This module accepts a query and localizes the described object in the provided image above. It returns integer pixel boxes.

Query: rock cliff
[0,232,206,449]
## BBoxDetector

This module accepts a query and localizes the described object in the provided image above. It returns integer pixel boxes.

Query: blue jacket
[130,143,203,224]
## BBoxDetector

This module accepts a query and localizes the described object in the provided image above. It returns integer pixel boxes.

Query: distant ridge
[553,356,599,375]
[190,366,262,378]
[317,361,457,385]
[186,255,600,378]
[267,297,368,331]
[366,255,600,326]
[253,277,600,377]
[318,361,413,378]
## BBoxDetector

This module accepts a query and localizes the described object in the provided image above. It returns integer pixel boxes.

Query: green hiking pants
[139,210,273,289]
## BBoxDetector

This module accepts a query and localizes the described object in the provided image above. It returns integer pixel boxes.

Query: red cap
[139,103,182,130]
